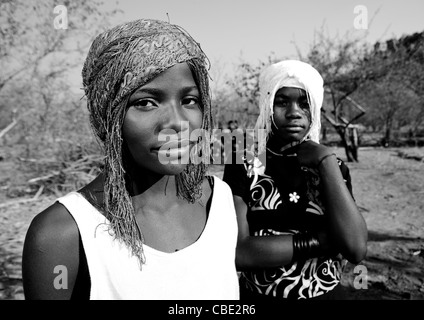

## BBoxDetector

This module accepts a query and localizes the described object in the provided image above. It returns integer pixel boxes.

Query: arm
[224,162,332,270]
[317,155,367,263]
[296,141,368,264]
[233,195,294,269]
[22,202,81,300]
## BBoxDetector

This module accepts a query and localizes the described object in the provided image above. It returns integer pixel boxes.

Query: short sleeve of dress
[222,163,249,202]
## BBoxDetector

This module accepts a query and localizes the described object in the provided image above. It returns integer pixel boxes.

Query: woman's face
[272,86,311,146]
[122,62,203,176]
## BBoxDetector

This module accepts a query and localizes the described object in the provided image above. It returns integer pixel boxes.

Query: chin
[283,133,307,143]
[159,163,189,176]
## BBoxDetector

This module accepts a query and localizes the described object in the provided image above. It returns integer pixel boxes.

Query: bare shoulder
[26,201,79,246]
[25,172,105,245]
[22,200,81,299]
[22,174,105,299]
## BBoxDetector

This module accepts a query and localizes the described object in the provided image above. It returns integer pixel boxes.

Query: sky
[106,0,424,78]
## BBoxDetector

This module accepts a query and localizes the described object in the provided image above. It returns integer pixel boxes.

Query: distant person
[228,120,238,132]
[22,19,239,300]
[223,60,367,299]
[227,120,244,164]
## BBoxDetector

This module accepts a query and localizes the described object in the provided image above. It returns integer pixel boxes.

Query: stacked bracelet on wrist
[317,153,337,169]
[292,233,321,262]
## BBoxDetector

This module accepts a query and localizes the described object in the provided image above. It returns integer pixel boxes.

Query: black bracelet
[292,233,321,262]
[317,153,336,169]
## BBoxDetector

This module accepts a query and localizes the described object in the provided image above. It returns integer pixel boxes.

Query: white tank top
[57,176,240,300]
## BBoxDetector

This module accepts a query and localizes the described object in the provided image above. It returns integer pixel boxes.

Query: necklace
[266,147,297,157]
[267,140,301,157]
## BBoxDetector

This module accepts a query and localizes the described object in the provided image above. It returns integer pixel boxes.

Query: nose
[160,100,187,134]
[286,101,302,119]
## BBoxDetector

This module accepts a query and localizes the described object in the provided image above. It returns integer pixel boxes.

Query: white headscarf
[255,60,324,154]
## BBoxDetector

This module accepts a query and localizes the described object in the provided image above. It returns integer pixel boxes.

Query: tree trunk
[336,126,358,162]
[349,127,359,162]
[385,126,391,144]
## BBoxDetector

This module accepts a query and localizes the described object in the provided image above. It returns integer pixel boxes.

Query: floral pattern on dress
[241,228,343,299]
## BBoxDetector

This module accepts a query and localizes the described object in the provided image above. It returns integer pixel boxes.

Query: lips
[152,139,192,160]
[283,124,304,132]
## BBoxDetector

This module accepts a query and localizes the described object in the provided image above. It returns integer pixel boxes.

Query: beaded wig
[81,19,212,265]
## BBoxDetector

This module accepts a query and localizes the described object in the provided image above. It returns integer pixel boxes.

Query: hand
[294,140,334,168]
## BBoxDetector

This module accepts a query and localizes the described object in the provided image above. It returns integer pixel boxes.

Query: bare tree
[301,29,378,162]
[355,31,424,146]
[0,0,121,152]
[0,0,121,195]
[226,54,280,129]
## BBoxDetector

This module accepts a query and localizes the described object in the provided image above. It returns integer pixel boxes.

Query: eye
[273,98,290,108]
[131,99,157,111]
[299,101,310,109]
[182,96,200,108]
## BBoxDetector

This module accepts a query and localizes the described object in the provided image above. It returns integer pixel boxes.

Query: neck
[267,135,311,157]
[135,173,177,196]
[267,134,295,151]
[131,175,180,212]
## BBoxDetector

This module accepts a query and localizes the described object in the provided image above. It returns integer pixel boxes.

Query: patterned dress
[223,148,353,299]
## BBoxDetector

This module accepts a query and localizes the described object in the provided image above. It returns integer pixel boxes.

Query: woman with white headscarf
[223,60,367,300]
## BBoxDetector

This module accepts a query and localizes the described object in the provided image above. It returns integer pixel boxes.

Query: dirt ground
[0,146,423,300]
[339,147,424,300]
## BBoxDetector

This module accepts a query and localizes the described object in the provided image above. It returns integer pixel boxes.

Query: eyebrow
[133,85,199,96]
[132,87,163,96]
